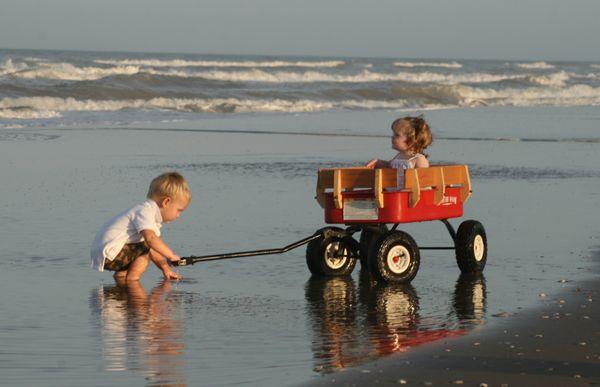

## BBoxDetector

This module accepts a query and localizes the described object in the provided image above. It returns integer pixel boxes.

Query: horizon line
[1,46,598,64]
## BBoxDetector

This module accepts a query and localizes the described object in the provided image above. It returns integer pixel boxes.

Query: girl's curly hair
[391,115,433,156]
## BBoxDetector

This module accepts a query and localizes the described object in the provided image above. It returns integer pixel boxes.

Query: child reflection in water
[90,280,185,386]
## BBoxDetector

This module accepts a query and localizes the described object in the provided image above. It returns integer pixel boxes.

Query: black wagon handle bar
[174,233,323,266]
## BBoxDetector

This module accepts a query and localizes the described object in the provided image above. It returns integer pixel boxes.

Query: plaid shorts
[104,242,150,272]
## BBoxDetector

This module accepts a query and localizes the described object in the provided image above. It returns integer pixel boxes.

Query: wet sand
[2,107,600,385]
[307,253,600,386]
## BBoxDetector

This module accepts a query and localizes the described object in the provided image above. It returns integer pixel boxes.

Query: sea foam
[393,61,462,69]
[3,60,571,86]
[149,69,529,84]
[516,61,555,69]
[457,84,600,107]
[0,96,416,119]
[0,58,29,76]
[14,62,141,81]
[94,58,345,68]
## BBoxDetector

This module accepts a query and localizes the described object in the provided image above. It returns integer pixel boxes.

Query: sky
[1,0,599,61]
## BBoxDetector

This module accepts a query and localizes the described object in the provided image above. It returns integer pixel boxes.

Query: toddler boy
[91,172,191,281]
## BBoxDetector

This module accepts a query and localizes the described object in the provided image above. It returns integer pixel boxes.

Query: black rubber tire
[306,227,342,274]
[368,231,420,284]
[306,228,358,276]
[358,225,388,269]
[455,220,487,273]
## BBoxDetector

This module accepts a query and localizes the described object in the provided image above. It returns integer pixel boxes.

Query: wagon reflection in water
[305,270,487,373]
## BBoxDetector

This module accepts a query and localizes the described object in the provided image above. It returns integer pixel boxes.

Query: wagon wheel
[455,220,487,273]
[306,228,358,276]
[368,231,420,284]
[358,225,388,270]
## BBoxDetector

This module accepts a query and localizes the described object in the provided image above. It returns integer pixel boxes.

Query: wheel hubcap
[473,235,485,261]
[325,241,349,269]
[387,245,411,274]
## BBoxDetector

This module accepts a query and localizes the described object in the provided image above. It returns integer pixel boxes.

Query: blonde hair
[391,116,433,156]
[147,172,191,202]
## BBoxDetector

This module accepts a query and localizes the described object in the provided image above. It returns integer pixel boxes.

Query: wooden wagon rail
[316,165,472,209]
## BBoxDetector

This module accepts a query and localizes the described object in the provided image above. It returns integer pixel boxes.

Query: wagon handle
[174,233,324,266]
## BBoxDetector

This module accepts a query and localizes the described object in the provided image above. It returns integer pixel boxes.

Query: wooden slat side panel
[407,167,444,188]
[316,172,326,208]
[317,168,396,190]
[404,169,421,207]
[317,169,334,189]
[379,169,398,188]
[316,164,472,209]
[333,170,342,209]
[375,169,384,208]
[339,169,375,188]
[433,168,446,205]
[439,165,471,202]
[440,165,465,185]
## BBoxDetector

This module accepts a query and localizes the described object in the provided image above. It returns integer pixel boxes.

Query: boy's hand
[162,267,182,280]
[169,254,181,262]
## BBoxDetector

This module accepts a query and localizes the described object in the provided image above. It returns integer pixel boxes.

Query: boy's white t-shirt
[91,199,162,272]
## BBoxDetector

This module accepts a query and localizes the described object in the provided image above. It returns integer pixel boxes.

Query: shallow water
[1,107,599,386]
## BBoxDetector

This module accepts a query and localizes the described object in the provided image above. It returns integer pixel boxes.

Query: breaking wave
[181,69,524,84]
[516,61,555,69]
[1,60,565,85]
[0,60,575,88]
[94,58,346,68]
[2,61,140,81]
[0,96,420,119]
[1,50,599,122]
[3,80,600,120]
[394,61,462,69]
[525,71,570,87]
[0,58,29,76]
[456,84,600,107]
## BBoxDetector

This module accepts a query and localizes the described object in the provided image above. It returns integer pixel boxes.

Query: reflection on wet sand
[452,273,487,327]
[305,270,487,373]
[89,281,186,386]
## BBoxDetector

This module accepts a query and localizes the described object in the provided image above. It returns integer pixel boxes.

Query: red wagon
[177,165,487,285]
[306,165,488,283]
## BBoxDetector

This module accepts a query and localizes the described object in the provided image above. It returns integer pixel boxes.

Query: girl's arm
[366,159,391,168]
[414,155,429,168]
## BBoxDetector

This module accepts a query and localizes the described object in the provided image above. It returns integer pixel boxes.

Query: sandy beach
[1,106,599,385]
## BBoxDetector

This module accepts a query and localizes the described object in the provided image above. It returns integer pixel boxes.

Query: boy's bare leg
[126,254,150,281]
[149,248,182,280]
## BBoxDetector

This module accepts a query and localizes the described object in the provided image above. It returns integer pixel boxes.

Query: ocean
[2,48,600,128]
[1,49,600,386]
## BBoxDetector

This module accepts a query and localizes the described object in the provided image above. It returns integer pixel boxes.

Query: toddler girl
[366,116,433,188]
